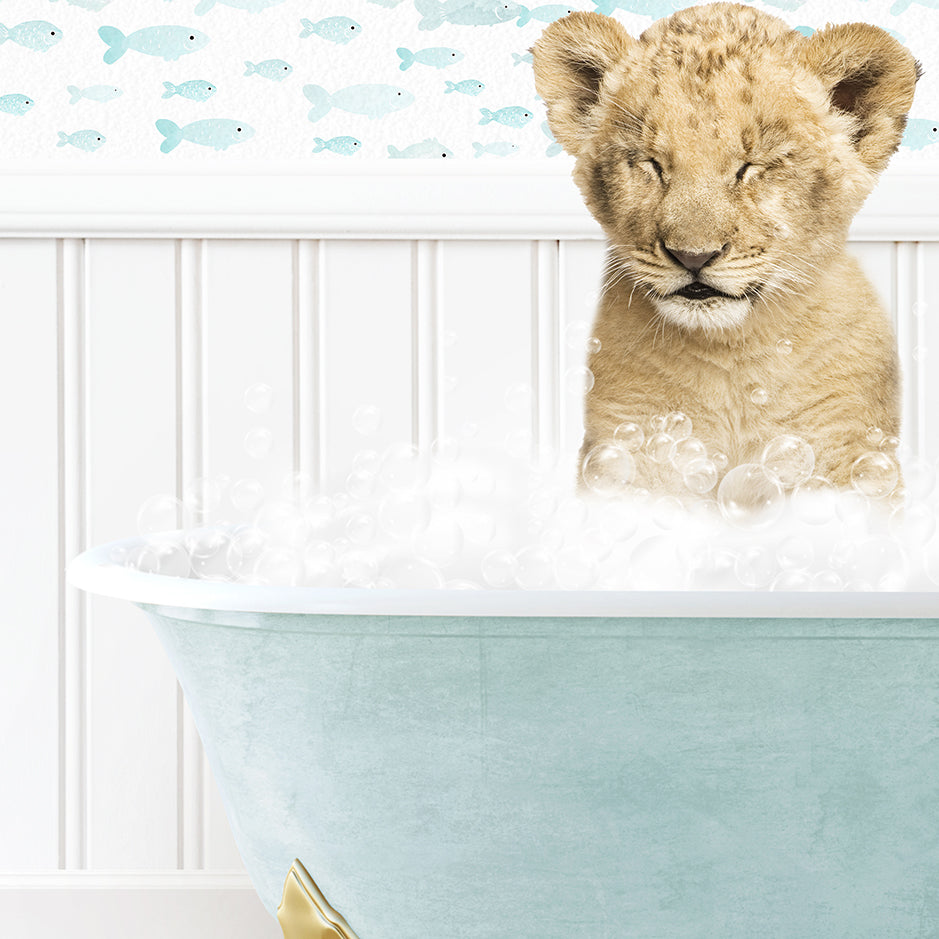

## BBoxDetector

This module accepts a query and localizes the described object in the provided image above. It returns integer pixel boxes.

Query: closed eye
[645,157,664,180]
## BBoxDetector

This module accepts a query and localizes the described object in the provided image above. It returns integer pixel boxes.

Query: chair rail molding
[1,161,938,240]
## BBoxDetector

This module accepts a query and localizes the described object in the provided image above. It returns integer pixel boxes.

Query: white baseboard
[0,873,280,939]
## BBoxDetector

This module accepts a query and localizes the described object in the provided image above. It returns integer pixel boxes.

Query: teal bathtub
[71,537,939,938]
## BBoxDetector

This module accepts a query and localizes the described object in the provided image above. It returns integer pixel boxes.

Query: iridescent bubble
[244,427,273,460]
[682,458,718,495]
[382,556,444,589]
[670,437,707,472]
[581,443,636,495]
[717,463,785,529]
[850,451,899,499]
[613,422,644,452]
[776,339,792,356]
[644,432,674,464]
[663,411,692,441]
[253,546,304,586]
[888,503,936,546]
[226,527,268,580]
[137,493,184,535]
[230,478,264,515]
[770,569,813,591]
[481,549,517,588]
[866,426,885,446]
[353,449,382,475]
[346,468,376,501]
[515,546,554,589]
[504,382,532,415]
[711,451,729,471]
[185,528,231,581]
[791,475,837,524]
[749,385,769,406]
[564,321,589,350]
[243,382,273,414]
[761,435,815,489]
[183,476,224,519]
[566,366,595,396]
[381,443,429,492]
[352,404,382,436]
[734,545,776,588]
[812,570,844,591]
[126,538,191,578]
[346,512,377,546]
[254,500,311,547]
[776,536,814,570]
[378,492,431,539]
[586,336,602,355]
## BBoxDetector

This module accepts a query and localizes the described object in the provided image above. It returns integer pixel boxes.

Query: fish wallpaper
[0,0,936,163]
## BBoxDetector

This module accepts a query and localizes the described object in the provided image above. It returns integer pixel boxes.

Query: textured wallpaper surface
[0,0,936,164]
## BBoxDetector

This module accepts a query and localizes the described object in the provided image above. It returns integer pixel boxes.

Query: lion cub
[533,3,919,495]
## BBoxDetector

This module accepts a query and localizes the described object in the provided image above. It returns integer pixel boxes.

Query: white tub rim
[68,535,939,619]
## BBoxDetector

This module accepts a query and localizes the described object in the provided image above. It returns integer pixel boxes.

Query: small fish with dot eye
[0,94,36,116]
[472,141,520,157]
[0,21,62,52]
[299,17,361,44]
[312,136,362,156]
[479,105,533,127]
[445,79,485,95]
[68,85,122,105]
[244,59,292,81]
[162,80,216,102]
[98,25,208,64]
[387,137,453,158]
[397,46,464,70]
[57,129,106,152]
[901,118,939,151]
[303,83,414,121]
[156,118,254,153]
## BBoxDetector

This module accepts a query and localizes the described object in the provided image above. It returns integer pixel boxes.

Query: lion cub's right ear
[532,12,636,157]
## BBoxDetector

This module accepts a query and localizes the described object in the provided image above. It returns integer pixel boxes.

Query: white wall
[1,164,937,937]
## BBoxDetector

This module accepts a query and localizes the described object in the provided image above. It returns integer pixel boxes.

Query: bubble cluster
[126,389,939,592]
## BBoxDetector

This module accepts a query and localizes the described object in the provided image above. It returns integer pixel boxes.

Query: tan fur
[532,3,919,492]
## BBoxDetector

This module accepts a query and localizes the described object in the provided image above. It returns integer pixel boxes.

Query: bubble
[850,451,899,499]
[836,537,907,590]
[644,432,674,464]
[346,468,376,501]
[481,549,517,588]
[663,411,692,441]
[244,427,273,460]
[734,545,776,588]
[711,451,729,471]
[382,556,444,589]
[812,570,844,591]
[254,500,311,547]
[866,426,885,446]
[378,492,431,539]
[791,475,837,524]
[504,382,532,415]
[339,549,380,587]
[670,437,707,472]
[461,464,496,498]
[431,436,460,464]
[651,495,685,530]
[280,471,313,505]
[776,339,792,356]
[586,336,602,355]
[413,515,464,567]
[761,435,815,490]
[243,382,273,414]
[924,536,939,587]
[381,443,429,492]
[230,478,264,515]
[564,321,589,350]
[426,468,462,511]
[557,496,589,529]
[515,546,554,589]
[682,458,718,495]
[185,528,231,581]
[346,512,377,546]
[527,487,559,522]
[352,404,382,436]
[302,541,341,587]
[253,546,304,586]
[581,443,636,495]
[613,422,644,452]
[353,449,382,475]
[749,385,769,406]
[226,527,268,579]
[553,545,598,589]
[770,569,813,591]
[566,366,595,396]
[304,495,335,533]
[137,493,184,535]
[776,536,814,570]
[717,463,785,529]
[650,415,667,433]
[879,435,900,452]
[126,538,191,578]
[183,476,224,520]
[461,421,479,439]
[835,489,871,526]
[888,503,936,546]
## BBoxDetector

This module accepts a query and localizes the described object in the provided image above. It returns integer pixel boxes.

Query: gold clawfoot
[277,858,361,939]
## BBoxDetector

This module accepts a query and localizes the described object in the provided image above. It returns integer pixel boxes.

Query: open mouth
[673,282,733,301]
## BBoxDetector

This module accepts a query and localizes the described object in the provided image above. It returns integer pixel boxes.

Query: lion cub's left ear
[798,23,921,174]
[532,12,637,157]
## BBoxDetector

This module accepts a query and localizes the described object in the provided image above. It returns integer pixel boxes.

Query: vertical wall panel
[85,240,179,869]
[438,241,533,453]
[850,242,896,329]
[321,240,413,481]
[0,240,60,870]
[919,243,939,462]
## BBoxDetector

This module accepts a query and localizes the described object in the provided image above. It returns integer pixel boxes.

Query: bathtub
[70,535,939,938]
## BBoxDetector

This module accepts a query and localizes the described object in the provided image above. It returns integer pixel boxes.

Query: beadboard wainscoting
[1,164,937,938]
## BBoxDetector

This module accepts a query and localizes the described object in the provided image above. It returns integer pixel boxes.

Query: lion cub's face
[534,3,919,337]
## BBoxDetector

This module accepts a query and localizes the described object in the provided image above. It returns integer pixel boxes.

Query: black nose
[664,246,722,273]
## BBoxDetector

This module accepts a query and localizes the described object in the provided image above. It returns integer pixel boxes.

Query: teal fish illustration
[0,21,63,52]
[415,0,524,29]
[515,5,576,27]
[98,26,208,64]
[891,0,938,13]
[512,52,533,66]
[0,94,35,116]
[592,0,681,15]
[368,0,404,5]
[472,141,519,157]
[162,80,216,101]
[52,0,110,10]
[542,120,561,157]
[397,46,463,70]
[445,79,485,95]
[194,0,285,14]
[388,137,453,158]
[68,85,122,105]
[299,17,361,43]
[244,59,292,81]
[793,25,814,36]
[479,105,533,127]
[901,119,939,150]
[312,136,362,155]
[156,118,254,152]
[57,129,106,151]
[303,83,414,121]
